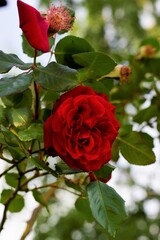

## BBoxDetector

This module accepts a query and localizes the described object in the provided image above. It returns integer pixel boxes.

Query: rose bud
[136,44,157,59]
[44,86,120,172]
[17,0,50,53]
[17,1,74,52]
[100,64,131,84]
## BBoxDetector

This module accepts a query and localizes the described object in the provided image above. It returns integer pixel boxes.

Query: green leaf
[133,105,157,124]
[0,133,7,145]
[55,35,94,69]
[93,163,115,180]
[75,197,94,222]
[87,181,126,237]
[32,189,49,212]
[5,173,27,190]
[1,89,32,108]
[0,73,32,97]
[0,50,31,73]
[7,146,25,161]
[64,178,82,192]
[35,62,78,92]
[0,189,24,212]
[5,173,19,188]
[83,80,110,95]
[30,157,58,177]
[0,105,6,123]
[55,160,83,175]
[6,107,32,130]
[73,52,117,80]
[22,33,54,58]
[157,116,160,132]
[118,131,156,165]
[1,125,19,147]
[140,37,160,50]
[111,140,120,162]
[18,123,43,141]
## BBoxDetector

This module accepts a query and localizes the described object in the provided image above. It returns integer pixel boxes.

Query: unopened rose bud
[46,5,75,35]
[99,65,131,84]
[136,44,157,59]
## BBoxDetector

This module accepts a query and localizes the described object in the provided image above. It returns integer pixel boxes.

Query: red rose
[17,0,50,53]
[44,86,120,172]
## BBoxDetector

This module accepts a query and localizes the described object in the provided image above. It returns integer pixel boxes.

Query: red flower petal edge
[17,0,50,52]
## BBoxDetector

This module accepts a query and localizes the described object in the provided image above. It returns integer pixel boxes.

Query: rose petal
[17,0,50,52]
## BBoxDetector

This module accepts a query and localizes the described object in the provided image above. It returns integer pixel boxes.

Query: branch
[20,188,56,240]
[0,158,25,177]
[0,171,49,231]
[0,181,21,231]
[33,183,82,197]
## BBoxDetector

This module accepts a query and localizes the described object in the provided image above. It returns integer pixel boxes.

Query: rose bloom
[44,86,120,172]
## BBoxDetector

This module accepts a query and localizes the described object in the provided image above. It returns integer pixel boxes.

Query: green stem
[33,49,37,67]
[33,183,82,197]
[33,81,39,120]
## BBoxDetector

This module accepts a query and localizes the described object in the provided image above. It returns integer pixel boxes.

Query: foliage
[0,0,160,239]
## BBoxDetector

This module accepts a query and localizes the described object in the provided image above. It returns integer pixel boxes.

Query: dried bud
[120,65,132,83]
[136,44,157,59]
[102,65,131,83]
[46,5,75,35]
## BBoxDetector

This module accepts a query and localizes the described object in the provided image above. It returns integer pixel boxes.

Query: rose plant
[0,0,157,239]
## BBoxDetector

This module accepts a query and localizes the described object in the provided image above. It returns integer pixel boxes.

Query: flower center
[46,5,74,33]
